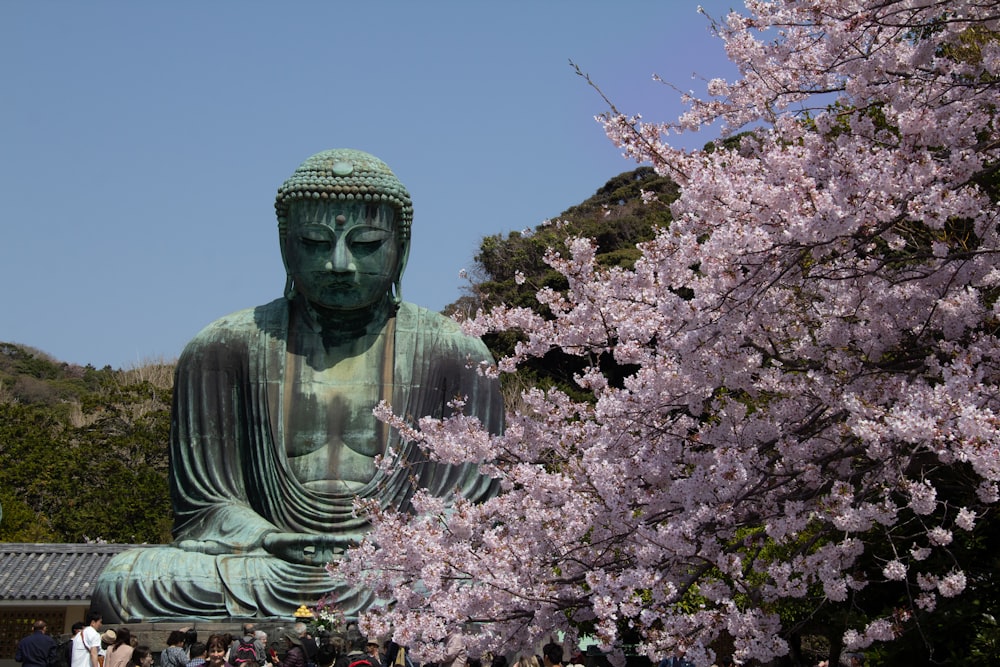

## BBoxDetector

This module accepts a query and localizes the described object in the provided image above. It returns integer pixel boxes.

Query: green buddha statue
[93,150,501,621]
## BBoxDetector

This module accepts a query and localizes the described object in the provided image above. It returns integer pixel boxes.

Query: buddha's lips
[310,276,358,288]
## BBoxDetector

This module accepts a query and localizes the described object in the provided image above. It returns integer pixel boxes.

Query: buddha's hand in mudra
[262,532,355,565]
[176,539,232,555]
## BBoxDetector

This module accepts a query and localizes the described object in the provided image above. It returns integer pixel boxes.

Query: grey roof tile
[0,543,150,601]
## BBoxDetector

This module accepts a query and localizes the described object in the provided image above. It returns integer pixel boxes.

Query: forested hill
[0,342,173,543]
[0,166,666,544]
[444,165,678,401]
[446,165,678,318]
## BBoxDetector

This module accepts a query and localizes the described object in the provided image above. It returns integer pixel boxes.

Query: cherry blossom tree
[332,2,1000,665]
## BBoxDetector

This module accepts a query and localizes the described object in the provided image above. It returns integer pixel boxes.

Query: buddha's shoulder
[396,302,492,355]
[396,301,475,338]
[182,299,288,354]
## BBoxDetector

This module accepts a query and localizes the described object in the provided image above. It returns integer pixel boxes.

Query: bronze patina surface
[93,149,501,621]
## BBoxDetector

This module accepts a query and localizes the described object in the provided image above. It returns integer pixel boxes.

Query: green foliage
[0,343,174,544]
[460,167,677,317]
[446,168,677,400]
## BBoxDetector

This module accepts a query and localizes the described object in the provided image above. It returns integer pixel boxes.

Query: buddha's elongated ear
[392,237,411,306]
[279,213,296,301]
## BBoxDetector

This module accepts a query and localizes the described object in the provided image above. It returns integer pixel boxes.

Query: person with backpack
[16,620,56,667]
[232,634,261,667]
[228,626,254,665]
[49,622,86,667]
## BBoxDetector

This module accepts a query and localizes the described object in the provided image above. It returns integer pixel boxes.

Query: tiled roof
[0,543,150,601]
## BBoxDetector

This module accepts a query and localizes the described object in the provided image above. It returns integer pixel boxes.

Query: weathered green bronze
[93,150,501,621]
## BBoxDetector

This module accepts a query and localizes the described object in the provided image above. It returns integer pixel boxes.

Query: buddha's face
[284,200,402,312]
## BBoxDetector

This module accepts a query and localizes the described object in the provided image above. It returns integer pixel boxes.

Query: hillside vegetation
[445,166,678,402]
[0,342,173,543]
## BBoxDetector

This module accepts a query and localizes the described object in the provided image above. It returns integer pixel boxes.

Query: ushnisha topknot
[275,148,413,239]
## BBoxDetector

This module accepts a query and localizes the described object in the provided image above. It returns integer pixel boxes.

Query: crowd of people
[13,615,393,667]
[13,612,154,667]
[13,613,858,667]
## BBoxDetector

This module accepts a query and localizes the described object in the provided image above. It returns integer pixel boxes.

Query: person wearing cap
[92,149,502,622]
[99,629,116,666]
[104,629,133,667]
[15,620,56,667]
[363,642,381,667]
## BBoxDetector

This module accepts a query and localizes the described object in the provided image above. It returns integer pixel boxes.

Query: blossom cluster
[332,2,1000,665]
[308,593,348,636]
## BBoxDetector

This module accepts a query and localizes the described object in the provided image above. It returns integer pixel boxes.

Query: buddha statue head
[275,149,413,312]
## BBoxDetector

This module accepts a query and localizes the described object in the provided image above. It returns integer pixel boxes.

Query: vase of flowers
[308,594,347,638]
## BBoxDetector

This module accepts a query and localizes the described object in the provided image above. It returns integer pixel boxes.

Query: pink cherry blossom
[331,2,1000,665]
[937,571,968,598]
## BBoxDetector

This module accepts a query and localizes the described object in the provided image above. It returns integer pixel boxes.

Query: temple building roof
[0,543,150,601]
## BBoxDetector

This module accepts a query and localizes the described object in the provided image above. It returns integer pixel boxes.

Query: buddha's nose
[326,241,357,272]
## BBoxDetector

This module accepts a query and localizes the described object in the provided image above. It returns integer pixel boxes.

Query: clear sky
[1,1,737,369]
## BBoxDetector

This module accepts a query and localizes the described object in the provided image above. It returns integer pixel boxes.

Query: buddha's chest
[284,361,385,452]
[275,339,393,492]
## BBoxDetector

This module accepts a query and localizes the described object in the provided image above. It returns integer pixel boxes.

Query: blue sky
[1,1,737,369]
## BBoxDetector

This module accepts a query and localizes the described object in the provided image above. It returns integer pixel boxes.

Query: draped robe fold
[93,298,501,621]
